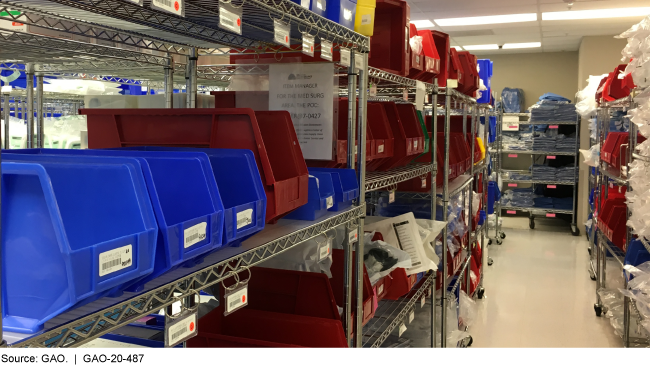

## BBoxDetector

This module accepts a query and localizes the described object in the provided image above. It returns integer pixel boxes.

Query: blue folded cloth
[539,93,571,103]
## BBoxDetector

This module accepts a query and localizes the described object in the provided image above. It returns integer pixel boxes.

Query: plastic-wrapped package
[363,236,412,284]
[501,88,525,113]
[576,74,608,118]
[409,35,423,56]
[458,290,477,328]
[580,143,600,168]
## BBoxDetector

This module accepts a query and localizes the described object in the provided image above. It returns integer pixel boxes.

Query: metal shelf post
[25,63,34,148]
[440,86,452,348]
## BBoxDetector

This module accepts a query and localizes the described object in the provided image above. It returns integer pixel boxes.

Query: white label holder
[218,2,242,34]
[273,19,290,47]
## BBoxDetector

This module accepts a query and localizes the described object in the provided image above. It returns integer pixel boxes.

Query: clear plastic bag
[458,290,477,328]
[409,35,423,56]
[363,238,412,284]
[258,235,333,278]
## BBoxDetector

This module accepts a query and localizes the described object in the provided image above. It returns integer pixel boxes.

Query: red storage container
[604,64,634,102]
[436,247,465,290]
[367,103,395,162]
[369,0,410,76]
[413,29,441,83]
[431,31,450,87]
[457,51,479,96]
[330,249,375,328]
[433,114,474,134]
[374,275,389,301]
[381,268,418,300]
[187,266,347,348]
[601,132,623,166]
[461,256,480,296]
[367,101,419,171]
[211,90,270,111]
[82,108,309,224]
[333,98,377,168]
[595,75,609,103]
[601,132,647,169]
[449,48,463,84]
[395,103,425,158]
[408,23,425,79]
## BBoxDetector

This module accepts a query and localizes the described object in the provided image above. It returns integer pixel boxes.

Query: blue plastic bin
[1,155,158,333]
[307,168,359,211]
[487,181,500,215]
[326,0,356,30]
[624,239,650,280]
[6,148,226,292]
[285,172,336,221]
[290,0,327,17]
[116,147,266,247]
[101,314,182,348]
[477,59,493,104]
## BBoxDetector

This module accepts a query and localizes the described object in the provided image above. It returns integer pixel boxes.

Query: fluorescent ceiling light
[452,46,464,51]
[463,44,499,51]
[502,42,541,49]
[542,7,650,21]
[411,20,434,28]
[435,13,537,27]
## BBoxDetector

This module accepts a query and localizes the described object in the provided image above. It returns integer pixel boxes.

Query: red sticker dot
[189,322,195,332]
[310,45,314,52]
[174,1,179,10]
[236,18,241,26]
[327,247,330,253]
[285,35,288,43]
[242,295,246,303]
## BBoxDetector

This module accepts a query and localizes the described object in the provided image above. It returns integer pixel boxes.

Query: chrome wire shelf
[365,163,435,192]
[600,164,628,186]
[502,179,576,186]
[362,272,434,348]
[598,231,625,269]
[516,120,578,125]
[501,150,576,156]
[8,205,364,348]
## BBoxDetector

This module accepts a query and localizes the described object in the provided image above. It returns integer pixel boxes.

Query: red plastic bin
[601,132,624,166]
[457,51,479,96]
[82,108,309,224]
[367,103,395,162]
[395,103,425,158]
[431,31,450,87]
[381,268,418,300]
[369,0,410,76]
[330,249,375,328]
[449,48,463,85]
[413,29,441,83]
[367,101,419,171]
[461,256,480,296]
[407,23,425,79]
[211,90,270,111]
[604,64,634,102]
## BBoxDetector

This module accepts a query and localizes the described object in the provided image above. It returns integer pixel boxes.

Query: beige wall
[483,52,580,106]
[576,36,629,231]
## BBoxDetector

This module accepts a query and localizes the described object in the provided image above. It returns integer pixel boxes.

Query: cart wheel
[499,232,506,239]
[529,218,535,230]
[488,239,493,245]
[588,247,592,256]
[590,272,596,281]
[594,304,603,317]
[477,287,485,299]
[466,336,473,347]
[497,239,503,245]
[487,258,494,266]
[571,224,580,237]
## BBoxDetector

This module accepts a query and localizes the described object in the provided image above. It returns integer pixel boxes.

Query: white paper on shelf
[364,213,437,275]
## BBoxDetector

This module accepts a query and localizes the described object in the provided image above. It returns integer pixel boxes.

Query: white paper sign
[269,63,334,160]
[415,80,426,112]
[302,34,315,57]
[340,48,351,67]
[321,39,333,61]
[273,19,290,47]
[421,295,426,308]
[152,0,183,16]
[355,54,364,71]
[399,323,407,337]
[166,313,197,347]
[99,245,132,277]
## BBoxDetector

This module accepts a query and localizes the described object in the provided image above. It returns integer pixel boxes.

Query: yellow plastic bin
[476,137,486,162]
[354,0,376,36]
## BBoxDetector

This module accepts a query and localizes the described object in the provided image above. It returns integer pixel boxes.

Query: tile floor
[470,216,623,347]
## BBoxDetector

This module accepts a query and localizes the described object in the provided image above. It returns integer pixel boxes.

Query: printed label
[361,14,372,25]
[300,0,309,8]
[399,323,407,337]
[508,183,517,187]
[355,54,364,70]
[508,154,518,158]
[348,228,358,244]
[152,0,183,16]
[389,190,396,204]
[421,177,427,188]
[547,185,557,189]
[546,213,556,218]
[550,125,559,129]
[403,89,408,101]
[378,144,384,153]
[508,125,518,129]
[370,84,377,96]
[340,47,351,67]
[236,209,254,229]
[319,241,330,261]
[326,196,334,209]
[321,40,333,61]
[219,3,242,34]
[414,140,418,149]
[183,222,207,248]
[547,156,556,160]
[226,286,248,314]
[99,245,132,277]
[316,0,325,10]
[421,295,426,308]
[507,210,516,214]
[378,284,384,295]
[167,313,196,346]
[409,311,415,323]
[273,19,290,47]
[302,33,315,57]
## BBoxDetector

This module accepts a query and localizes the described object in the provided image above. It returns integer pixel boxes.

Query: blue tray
[285,172,335,221]
[6,148,225,293]
[1,155,158,333]
[307,168,359,212]
[115,147,266,247]
[101,314,182,348]
[326,0,356,30]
